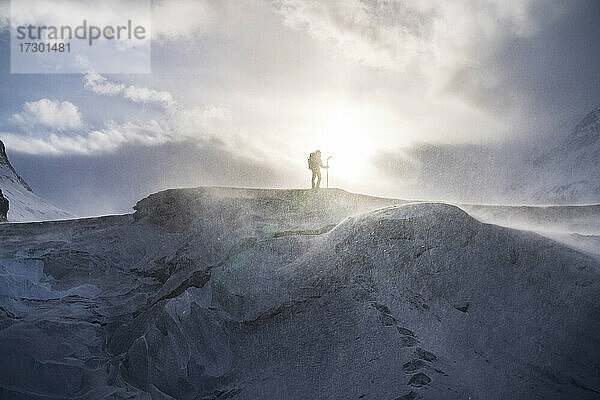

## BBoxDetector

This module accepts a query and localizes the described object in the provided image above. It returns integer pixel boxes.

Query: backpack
[308,152,315,169]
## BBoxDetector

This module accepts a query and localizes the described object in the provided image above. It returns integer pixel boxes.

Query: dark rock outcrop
[0,189,7,222]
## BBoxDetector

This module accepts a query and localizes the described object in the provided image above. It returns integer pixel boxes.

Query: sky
[0,0,599,216]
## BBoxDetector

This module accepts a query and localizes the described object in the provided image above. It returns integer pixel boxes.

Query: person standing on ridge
[308,150,328,189]
[0,189,9,223]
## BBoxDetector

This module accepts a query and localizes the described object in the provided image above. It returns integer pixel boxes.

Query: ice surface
[0,187,598,399]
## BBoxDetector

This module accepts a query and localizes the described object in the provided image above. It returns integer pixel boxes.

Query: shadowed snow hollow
[0,187,598,399]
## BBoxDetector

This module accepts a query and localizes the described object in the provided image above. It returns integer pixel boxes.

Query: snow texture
[0,187,598,399]
[518,107,600,204]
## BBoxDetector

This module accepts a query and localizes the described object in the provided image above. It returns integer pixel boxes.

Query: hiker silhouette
[307,150,329,189]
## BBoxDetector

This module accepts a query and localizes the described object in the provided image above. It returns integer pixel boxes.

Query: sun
[317,108,376,183]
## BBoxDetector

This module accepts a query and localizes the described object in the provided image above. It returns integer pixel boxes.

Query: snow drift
[0,187,598,399]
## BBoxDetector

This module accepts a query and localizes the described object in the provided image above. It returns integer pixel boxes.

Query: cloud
[123,86,176,109]
[1,110,229,155]
[0,1,7,30]
[83,71,175,108]
[274,0,562,74]
[10,141,286,216]
[151,0,214,40]
[83,71,125,95]
[2,106,232,155]
[0,0,230,41]
[268,0,568,148]
[3,73,233,155]
[82,72,234,141]
[9,99,83,131]
[1,119,165,155]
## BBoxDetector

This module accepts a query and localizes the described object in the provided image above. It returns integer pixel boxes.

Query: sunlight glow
[315,106,377,184]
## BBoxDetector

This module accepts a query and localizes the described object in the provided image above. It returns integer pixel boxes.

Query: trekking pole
[326,156,332,188]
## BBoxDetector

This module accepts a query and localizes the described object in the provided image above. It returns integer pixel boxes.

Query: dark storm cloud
[446,0,600,139]
[370,1,600,203]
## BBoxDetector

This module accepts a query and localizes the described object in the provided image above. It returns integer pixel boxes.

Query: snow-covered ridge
[132,187,406,232]
[1,186,598,399]
[0,140,75,222]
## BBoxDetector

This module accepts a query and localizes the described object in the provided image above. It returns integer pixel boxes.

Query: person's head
[315,150,321,156]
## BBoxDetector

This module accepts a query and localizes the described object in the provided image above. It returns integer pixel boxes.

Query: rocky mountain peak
[0,139,7,164]
[0,139,74,221]
[0,139,32,192]
[563,107,600,151]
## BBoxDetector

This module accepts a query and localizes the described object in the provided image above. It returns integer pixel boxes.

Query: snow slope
[0,140,74,222]
[0,187,598,399]
[518,107,600,204]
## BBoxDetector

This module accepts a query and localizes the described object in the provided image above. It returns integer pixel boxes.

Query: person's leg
[311,169,316,188]
[316,170,322,188]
